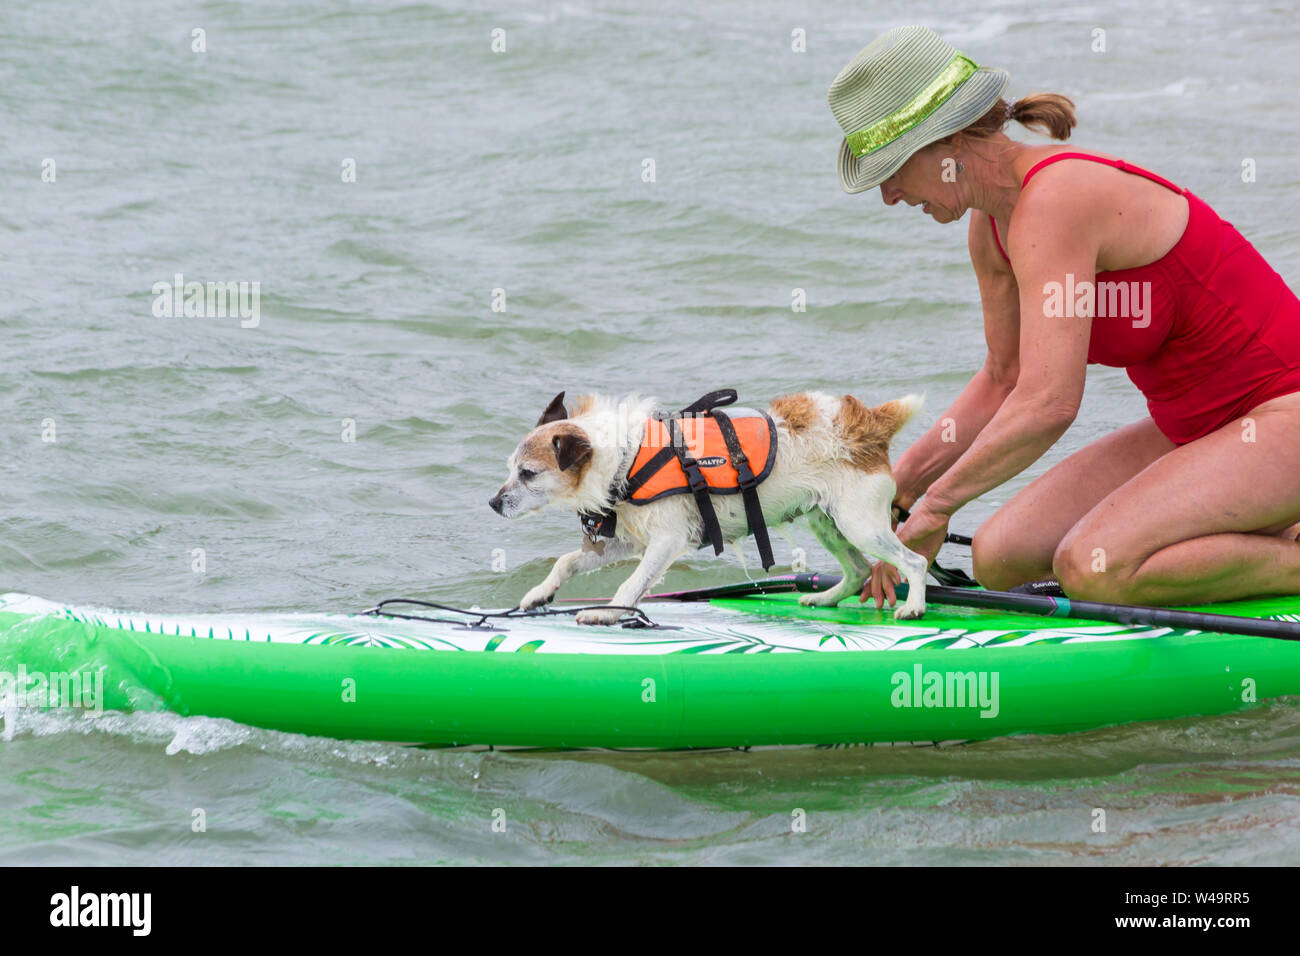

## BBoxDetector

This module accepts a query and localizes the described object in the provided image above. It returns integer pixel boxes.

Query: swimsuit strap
[989,214,1011,263]
[988,152,1186,264]
[1021,151,1184,194]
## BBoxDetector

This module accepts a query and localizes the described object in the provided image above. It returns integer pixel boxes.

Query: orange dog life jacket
[622,409,777,501]
[578,389,779,570]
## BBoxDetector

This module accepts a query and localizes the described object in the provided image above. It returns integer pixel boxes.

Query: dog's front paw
[799,590,844,608]
[575,607,624,626]
[518,585,555,611]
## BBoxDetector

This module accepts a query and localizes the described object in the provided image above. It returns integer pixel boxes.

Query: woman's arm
[866,180,1109,609]
[895,357,1015,510]
[921,188,1101,518]
[893,211,1023,509]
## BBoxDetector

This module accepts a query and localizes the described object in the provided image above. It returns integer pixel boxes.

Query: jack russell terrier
[489,389,928,625]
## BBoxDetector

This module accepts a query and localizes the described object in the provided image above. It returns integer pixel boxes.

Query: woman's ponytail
[1007,93,1077,140]
[954,93,1078,141]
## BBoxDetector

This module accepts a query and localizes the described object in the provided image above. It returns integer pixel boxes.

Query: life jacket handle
[678,388,738,415]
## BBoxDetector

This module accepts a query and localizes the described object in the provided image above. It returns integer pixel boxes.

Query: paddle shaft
[558,515,1300,638]
[806,573,1300,642]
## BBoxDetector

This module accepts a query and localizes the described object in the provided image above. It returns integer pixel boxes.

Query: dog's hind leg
[798,506,873,607]
[823,469,929,620]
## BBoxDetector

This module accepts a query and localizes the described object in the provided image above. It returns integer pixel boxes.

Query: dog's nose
[489,493,504,514]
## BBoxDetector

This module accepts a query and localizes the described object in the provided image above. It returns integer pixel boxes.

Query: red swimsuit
[989,152,1300,445]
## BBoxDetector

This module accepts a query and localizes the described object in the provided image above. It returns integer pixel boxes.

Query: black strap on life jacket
[621,444,678,498]
[710,408,775,570]
[664,414,726,556]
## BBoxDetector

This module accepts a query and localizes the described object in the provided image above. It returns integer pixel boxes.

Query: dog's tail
[874,393,924,437]
[834,393,924,471]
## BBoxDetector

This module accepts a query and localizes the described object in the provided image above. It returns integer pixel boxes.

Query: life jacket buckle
[682,460,709,493]
[726,446,758,489]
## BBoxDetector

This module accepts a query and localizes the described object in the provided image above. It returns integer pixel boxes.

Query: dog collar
[577,438,641,540]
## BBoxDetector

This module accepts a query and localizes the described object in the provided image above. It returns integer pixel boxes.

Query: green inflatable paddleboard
[1,589,1297,748]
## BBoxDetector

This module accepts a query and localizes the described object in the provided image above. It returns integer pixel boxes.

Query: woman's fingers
[861,562,900,608]
[860,504,942,609]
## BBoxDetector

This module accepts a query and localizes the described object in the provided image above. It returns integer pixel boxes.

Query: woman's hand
[860,502,952,608]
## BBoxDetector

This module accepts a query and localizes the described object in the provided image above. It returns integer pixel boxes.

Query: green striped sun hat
[829,25,1009,194]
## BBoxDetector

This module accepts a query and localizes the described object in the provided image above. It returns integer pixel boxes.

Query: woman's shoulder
[1005,144,1189,272]
[1007,145,1137,241]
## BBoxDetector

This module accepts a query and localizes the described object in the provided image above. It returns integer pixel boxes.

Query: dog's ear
[552,431,592,472]
[537,391,568,427]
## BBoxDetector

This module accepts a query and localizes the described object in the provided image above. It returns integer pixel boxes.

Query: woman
[828,26,1300,608]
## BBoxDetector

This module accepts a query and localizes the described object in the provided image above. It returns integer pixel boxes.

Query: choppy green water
[3,0,1299,865]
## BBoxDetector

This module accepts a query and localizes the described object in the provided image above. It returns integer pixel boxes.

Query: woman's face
[877,142,963,223]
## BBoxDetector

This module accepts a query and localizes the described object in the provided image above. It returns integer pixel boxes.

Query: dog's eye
[518,468,537,481]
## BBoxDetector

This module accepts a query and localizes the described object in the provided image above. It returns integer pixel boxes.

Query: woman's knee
[970,525,1012,589]
[1051,532,1138,602]
[972,510,1051,590]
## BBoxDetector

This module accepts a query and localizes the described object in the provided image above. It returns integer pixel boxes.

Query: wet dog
[489,390,927,624]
